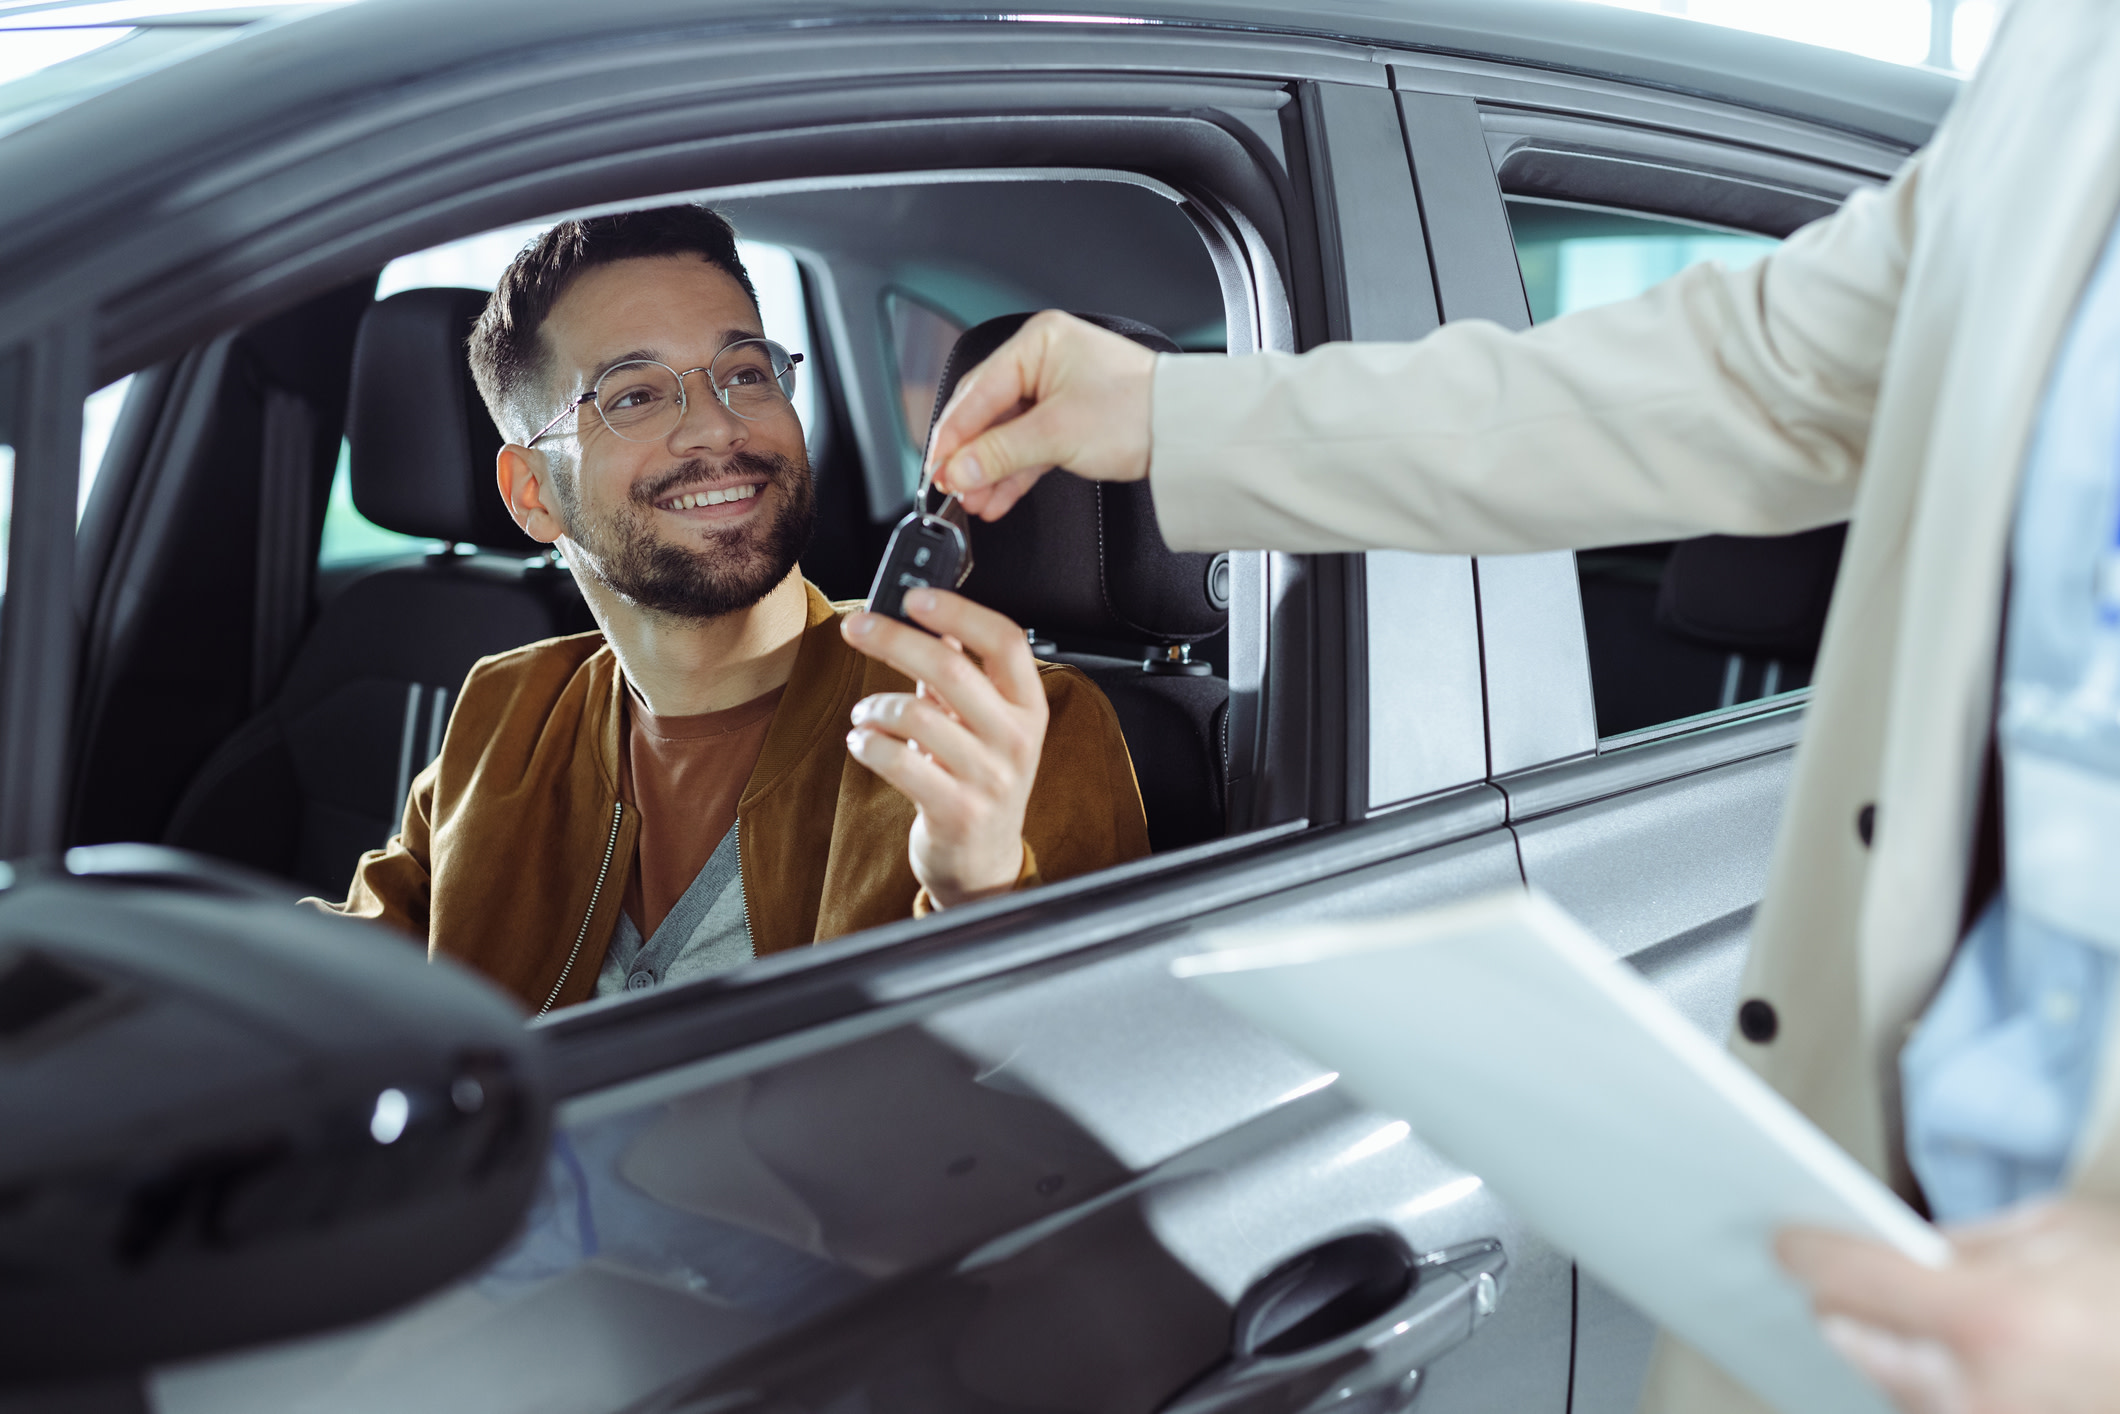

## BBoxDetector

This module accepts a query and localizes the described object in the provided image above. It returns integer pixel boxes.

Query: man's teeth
[665,484,760,510]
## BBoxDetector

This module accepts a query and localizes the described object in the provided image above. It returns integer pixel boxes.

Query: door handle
[1161,1237,1506,1414]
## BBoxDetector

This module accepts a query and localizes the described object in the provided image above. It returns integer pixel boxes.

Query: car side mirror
[0,846,550,1406]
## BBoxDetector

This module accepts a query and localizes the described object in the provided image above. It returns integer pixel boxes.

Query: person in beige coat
[919,2,2120,1410]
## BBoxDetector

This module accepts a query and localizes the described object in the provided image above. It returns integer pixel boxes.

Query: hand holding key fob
[867,501,970,627]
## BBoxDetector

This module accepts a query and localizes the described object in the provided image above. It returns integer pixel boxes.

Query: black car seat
[927,313,1231,853]
[165,287,594,897]
[1655,523,1846,702]
[1575,523,1846,736]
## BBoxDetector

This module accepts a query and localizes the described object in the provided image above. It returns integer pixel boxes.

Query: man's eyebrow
[581,330,765,387]
[584,349,661,386]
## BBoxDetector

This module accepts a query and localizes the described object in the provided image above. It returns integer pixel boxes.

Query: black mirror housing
[0,850,550,1385]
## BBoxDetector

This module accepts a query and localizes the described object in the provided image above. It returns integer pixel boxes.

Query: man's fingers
[925,310,1155,500]
[900,590,1045,710]
[933,399,1077,501]
[957,468,1049,521]
[841,602,1044,748]
[845,726,974,827]
[1779,1229,1966,1340]
[851,692,1008,796]
[924,337,1038,486]
[1819,1317,1969,1414]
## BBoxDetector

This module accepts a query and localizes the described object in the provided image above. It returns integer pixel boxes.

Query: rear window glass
[1506,200,1807,740]
[1507,202,1776,324]
[885,290,965,455]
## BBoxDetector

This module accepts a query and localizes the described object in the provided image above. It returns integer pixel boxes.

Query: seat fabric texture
[927,312,1231,852]
[166,287,592,897]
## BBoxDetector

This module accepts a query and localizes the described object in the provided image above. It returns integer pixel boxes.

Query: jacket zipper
[735,816,756,952]
[540,800,623,1015]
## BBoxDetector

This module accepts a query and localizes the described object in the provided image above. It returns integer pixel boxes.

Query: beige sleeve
[1148,148,1925,556]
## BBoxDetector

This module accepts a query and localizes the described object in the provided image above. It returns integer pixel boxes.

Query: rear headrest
[935,312,1229,645]
[1655,524,1847,659]
[346,287,537,552]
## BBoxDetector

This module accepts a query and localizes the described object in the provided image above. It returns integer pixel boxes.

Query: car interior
[54,165,1846,972]
[69,174,1239,911]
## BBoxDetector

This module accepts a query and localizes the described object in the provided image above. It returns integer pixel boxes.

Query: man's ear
[497,444,566,545]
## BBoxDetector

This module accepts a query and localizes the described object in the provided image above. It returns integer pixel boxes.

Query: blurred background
[1577,0,2004,71]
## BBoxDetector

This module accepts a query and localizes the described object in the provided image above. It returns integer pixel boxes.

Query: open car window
[85,172,1252,1013]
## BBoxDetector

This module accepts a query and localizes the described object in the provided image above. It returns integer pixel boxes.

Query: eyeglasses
[527,338,803,448]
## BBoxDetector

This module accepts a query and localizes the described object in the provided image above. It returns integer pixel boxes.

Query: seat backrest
[1654,524,1847,660]
[928,313,1230,852]
[166,288,593,896]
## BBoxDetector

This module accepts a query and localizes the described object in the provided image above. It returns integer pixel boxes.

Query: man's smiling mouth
[656,482,761,511]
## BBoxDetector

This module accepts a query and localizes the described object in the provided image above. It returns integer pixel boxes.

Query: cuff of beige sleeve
[912,840,1042,918]
[1147,351,1268,553]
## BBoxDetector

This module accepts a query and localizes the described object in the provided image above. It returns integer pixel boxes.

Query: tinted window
[1506,201,1826,739]
[885,290,965,455]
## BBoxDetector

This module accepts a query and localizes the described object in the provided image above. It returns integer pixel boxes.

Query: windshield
[0,1,346,140]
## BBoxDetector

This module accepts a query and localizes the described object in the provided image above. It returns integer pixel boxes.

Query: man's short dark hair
[468,205,758,439]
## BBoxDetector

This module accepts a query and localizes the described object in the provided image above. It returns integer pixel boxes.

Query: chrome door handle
[1161,1238,1507,1414]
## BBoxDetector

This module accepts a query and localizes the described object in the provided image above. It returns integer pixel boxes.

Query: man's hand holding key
[924,309,1158,519]
[841,588,1049,908]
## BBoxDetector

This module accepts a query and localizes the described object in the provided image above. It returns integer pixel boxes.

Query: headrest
[935,313,1229,645]
[1655,524,1847,659]
[346,287,537,552]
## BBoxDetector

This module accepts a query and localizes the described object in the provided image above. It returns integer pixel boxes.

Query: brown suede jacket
[329,582,1150,1011]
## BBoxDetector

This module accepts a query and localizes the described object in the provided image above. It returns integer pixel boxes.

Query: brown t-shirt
[619,682,786,938]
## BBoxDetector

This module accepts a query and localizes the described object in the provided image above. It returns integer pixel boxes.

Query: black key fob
[866,508,969,625]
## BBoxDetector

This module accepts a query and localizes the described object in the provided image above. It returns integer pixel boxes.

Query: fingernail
[846,727,870,755]
[846,613,875,636]
[906,588,935,614]
[954,455,984,489]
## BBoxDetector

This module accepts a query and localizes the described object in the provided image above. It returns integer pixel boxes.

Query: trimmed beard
[557,448,816,621]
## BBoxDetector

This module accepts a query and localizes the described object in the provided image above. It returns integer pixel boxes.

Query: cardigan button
[1856,803,1876,847]
[1738,998,1779,1044]
[625,970,656,991]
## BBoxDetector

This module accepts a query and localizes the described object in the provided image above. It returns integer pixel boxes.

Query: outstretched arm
[930,149,1925,556]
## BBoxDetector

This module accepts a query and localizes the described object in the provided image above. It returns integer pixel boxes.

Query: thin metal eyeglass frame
[526,339,803,448]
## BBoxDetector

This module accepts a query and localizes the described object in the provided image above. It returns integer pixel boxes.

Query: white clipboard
[1173,888,1948,1414]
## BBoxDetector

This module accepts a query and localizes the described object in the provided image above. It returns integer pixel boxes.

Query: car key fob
[866,505,970,626]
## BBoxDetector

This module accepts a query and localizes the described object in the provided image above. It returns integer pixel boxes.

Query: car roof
[2,0,1956,170]
[0,0,1954,357]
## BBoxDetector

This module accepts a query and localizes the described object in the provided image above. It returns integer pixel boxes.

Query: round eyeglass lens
[588,341,799,442]
[592,361,684,442]
[709,338,799,417]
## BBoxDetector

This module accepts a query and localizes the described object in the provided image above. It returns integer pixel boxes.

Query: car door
[1381,64,1918,1414]
[115,21,1567,1414]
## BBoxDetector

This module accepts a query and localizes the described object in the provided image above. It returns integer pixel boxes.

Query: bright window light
[0,26,130,84]
[1571,0,1999,70]
[78,373,132,519]
[0,1,338,27]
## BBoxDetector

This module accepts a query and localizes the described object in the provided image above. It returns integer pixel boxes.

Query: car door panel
[1513,747,1791,984]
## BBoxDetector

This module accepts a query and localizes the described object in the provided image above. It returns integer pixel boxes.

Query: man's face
[534,254,814,621]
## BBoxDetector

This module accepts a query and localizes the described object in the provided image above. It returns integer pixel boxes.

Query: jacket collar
[743,581,858,810]
[578,580,856,808]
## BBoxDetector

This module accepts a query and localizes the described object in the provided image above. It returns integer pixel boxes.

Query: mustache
[632,451,801,507]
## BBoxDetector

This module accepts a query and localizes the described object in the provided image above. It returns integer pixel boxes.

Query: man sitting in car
[323,205,1149,1013]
